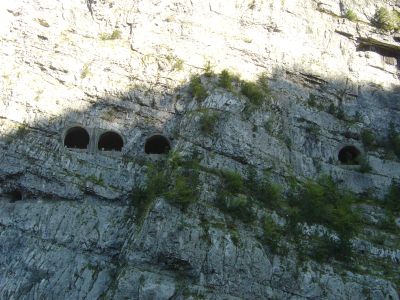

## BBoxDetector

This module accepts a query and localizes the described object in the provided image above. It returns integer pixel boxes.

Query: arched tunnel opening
[98,131,124,151]
[145,135,171,154]
[338,146,361,165]
[64,126,90,149]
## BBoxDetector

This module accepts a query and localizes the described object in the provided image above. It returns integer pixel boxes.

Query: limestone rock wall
[0,0,399,299]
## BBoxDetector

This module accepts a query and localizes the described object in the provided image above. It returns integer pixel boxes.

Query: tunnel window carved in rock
[98,131,124,151]
[338,146,361,165]
[64,126,90,149]
[145,135,171,154]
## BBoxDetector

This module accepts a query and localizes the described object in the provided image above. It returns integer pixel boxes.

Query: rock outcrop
[0,0,399,299]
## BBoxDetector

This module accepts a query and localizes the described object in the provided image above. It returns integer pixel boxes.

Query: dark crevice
[37,35,48,41]
[357,38,400,69]
[299,73,328,86]
[86,0,95,16]
[177,135,249,166]
[6,190,23,202]
[335,30,353,39]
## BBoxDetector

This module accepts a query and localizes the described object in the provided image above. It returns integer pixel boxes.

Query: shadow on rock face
[0,65,400,299]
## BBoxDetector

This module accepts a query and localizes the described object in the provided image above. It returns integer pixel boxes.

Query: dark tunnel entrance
[338,146,361,165]
[64,127,90,149]
[145,135,171,154]
[98,131,124,151]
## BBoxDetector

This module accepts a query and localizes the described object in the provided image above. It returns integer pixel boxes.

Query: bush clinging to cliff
[374,7,400,31]
[189,75,208,101]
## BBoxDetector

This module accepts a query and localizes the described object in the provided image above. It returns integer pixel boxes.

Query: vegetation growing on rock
[373,7,400,31]
[99,29,121,40]
[132,152,201,223]
[80,63,90,79]
[199,110,220,135]
[345,10,358,22]
[189,75,208,101]
[218,69,239,91]
[388,122,400,158]
[385,181,400,213]
[263,215,283,254]
[361,129,376,150]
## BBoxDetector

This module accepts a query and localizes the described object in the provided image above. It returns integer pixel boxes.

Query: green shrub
[327,103,336,115]
[263,215,282,253]
[306,124,320,138]
[336,107,345,120]
[143,163,169,197]
[81,63,90,79]
[199,111,219,135]
[374,7,398,31]
[218,168,284,222]
[164,154,200,208]
[189,75,208,101]
[110,29,121,39]
[217,192,254,222]
[167,150,183,169]
[354,111,362,123]
[131,162,169,223]
[256,73,270,93]
[358,156,372,173]
[241,81,265,106]
[166,55,184,71]
[287,176,360,261]
[218,69,237,91]
[86,175,104,186]
[312,234,353,262]
[308,94,317,107]
[100,29,121,40]
[289,176,360,238]
[36,18,50,27]
[241,74,270,107]
[345,10,358,22]
[225,193,248,209]
[131,185,149,211]
[385,181,400,213]
[392,135,400,156]
[172,59,184,71]
[264,118,274,135]
[361,129,375,150]
[204,61,214,77]
[230,229,240,246]
[388,122,400,158]
[165,173,199,208]
[217,171,254,222]
[327,104,346,120]
[221,170,244,194]
[246,169,282,210]
[15,124,28,137]
[377,214,398,233]
[132,154,201,220]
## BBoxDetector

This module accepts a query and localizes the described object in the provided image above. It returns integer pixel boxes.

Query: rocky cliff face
[0,0,400,299]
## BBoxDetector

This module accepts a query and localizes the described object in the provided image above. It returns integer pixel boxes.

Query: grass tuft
[189,75,208,101]
[100,29,122,40]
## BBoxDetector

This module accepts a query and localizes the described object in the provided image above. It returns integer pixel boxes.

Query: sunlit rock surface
[0,0,399,299]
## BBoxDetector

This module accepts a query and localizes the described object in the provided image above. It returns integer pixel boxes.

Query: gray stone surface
[0,0,399,299]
